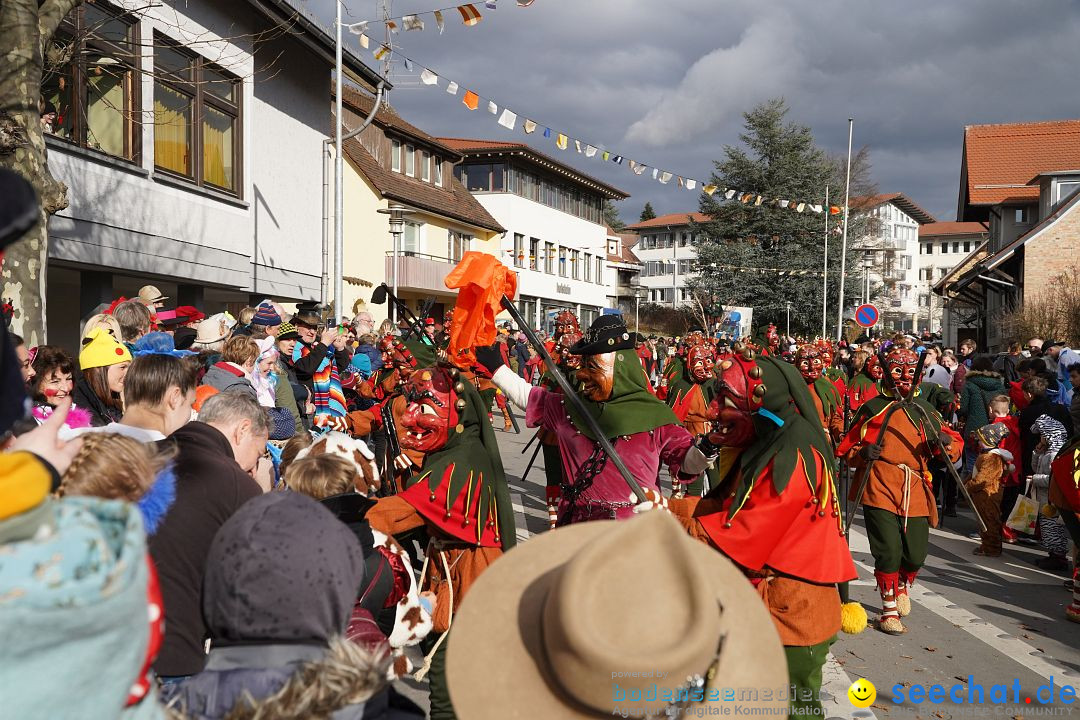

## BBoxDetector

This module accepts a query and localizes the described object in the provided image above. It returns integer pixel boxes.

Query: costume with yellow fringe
[667,351,858,717]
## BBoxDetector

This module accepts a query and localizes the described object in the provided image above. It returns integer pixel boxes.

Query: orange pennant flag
[829,206,842,215]
[462,90,480,111]
[444,252,518,369]
[457,3,483,25]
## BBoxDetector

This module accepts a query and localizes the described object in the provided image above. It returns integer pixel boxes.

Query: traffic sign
[854,303,879,328]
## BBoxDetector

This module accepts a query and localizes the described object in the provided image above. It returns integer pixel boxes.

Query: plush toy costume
[837,347,961,635]
[664,345,857,717]
[364,364,516,720]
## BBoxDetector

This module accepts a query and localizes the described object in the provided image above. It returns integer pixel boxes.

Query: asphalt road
[398,426,1080,719]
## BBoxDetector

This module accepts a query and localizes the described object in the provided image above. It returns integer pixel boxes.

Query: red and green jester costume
[665,340,718,496]
[837,347,962,635]
[665,345,857,716]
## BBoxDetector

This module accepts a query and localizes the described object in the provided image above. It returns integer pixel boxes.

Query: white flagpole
[835,119,853,340]
[822,184,829,339]
[334,0,344,319]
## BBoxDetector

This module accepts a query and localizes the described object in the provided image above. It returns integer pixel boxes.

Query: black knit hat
[292,301,323,327]
[569,315,635,355]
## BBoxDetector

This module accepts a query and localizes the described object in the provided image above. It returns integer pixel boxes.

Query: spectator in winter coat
[166,491,424,720]
[513,335,530,379]
[958,357,1005,475]
[959,338,977,369]
[1069,364,1080,435]
[275,323,308,427]
[921,346,953,389]
[356,333,384,373]
[993,342,1023,385]
[1045,341,1080,407]
[72,328,131,427]
[150,392,268,682]
[1017,376,1073,480]
[201,336,258,400]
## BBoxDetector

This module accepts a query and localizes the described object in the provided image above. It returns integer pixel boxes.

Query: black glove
[475,345,504,375]
[696,432,722,458]
[860,443,883,461]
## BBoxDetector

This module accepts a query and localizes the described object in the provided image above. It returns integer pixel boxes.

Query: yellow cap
[0,453,51,521]
[79,327,132,370]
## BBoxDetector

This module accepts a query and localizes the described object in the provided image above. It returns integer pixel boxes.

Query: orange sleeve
[365,495,426,537]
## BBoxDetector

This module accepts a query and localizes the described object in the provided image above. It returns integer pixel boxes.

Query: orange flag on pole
[444,251,518,369]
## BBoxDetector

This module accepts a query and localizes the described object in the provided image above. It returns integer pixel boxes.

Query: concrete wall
[47,0,329,311]
[473,193,608,311]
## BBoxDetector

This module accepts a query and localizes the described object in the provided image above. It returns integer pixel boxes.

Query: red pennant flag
[444,252,518,368]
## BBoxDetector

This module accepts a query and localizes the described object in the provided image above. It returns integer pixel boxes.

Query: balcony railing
[384,251,458,295]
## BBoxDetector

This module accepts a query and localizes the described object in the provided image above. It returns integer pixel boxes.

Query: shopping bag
[1005,490,1039,533]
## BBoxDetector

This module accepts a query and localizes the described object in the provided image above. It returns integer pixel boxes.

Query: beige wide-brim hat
[138,284,168,305]
[447,511,788,720]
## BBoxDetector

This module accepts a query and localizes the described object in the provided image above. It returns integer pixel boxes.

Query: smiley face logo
[847,678,876,708]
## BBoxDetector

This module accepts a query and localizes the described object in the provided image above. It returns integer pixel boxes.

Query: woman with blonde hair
[81,313,122,341]
[58,432,177,534]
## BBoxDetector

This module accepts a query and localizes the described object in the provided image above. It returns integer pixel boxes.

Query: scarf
[293,342,346,418]
[566,350,679,442]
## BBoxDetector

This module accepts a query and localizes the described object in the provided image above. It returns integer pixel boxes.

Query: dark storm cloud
[308,0,1079,222]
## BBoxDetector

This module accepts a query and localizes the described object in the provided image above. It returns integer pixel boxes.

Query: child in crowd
[988,394,1023,541]
[967,423,1015,557]
[1031,415,1071,570]
[58,432,177,535]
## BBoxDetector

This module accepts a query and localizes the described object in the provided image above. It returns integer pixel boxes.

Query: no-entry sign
[855,303,879,328]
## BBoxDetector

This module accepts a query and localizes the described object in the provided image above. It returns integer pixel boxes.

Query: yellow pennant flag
[556,133,568,150]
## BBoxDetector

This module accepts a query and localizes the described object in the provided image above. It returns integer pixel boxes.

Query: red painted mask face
[400,369,458,453]
[687,344,715,382]
[443,309,454,333]
[885,348,920,395]
[707,349,766,449]
[557,332,583,370]
[576,352,615,402]
[554,311,580,339]
[865,354,884,380]
[766,325,780,350]
[820,348,833,367]
[795,347,823,383]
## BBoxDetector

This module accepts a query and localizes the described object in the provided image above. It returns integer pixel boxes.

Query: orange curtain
[154,82,190,174]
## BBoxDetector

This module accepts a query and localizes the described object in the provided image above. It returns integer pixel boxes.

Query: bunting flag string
[376,45,843,217]
[706,262,827,277]
[345,0,541,40]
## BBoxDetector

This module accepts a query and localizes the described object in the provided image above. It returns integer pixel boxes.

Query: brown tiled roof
[918,221,989,238]
[341,135,504,234]
[849,193,936,224]
[341,87,462,158]
[437,137,629,199]
[962,119,1080,206]
[624,212,710,230]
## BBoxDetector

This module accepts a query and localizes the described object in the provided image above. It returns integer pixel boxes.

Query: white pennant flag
[403,57,413,71]
[574,140,582,153]
[487,100,498,115]
[810,204,823,213]
[685,179,697,190]
[403,14,424,31]
[584,145,597,158]
[633,163,646,175]
[358,33,370,49]
[659,171,672,184]
[446,81,459,95]
[497,108,517,130]
[724,189,736,199]
[651,168,658,180]
[434,10,445,32]
[347,21,368,35]
[420,68,439,85]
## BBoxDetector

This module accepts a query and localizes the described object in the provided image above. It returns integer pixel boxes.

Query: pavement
[397,425,1080,719]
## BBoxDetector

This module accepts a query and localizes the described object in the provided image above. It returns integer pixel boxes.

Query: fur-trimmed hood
[165,637,423,719]
[963,369,1004,382]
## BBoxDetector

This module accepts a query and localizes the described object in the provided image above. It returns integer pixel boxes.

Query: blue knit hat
[252,303,282,327]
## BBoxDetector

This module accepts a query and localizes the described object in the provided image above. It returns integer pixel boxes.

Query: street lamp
[377,203,413,323]
[863,250,874,305]
[635,287,648,334]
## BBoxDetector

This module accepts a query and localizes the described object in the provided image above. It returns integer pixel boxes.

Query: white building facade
[438,139,629,332]
[915,222,989,335]
[850,194,935,333]
[624,213,709,307]
[40,0,384,350]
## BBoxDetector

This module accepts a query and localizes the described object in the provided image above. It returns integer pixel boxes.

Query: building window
[571,250,581,280]
[42,2,140,161]
[1015,207,1030,223]
[940,242,947,253]
[596,256,603,283]
[513,234,525,268]
[462,162,506,192]
[402,222,421,254]
[448,231,470,262]
[405,144,415,177]
[391,139,401,172]
[963,241,971,253]
[422,151,431,182]
[545,242,555,274]
[153,36,241,193]
[558,247,568,277]
[952,242,960,253]
[584,252,592,282]
[433,156,442,186]
[529,238,540,271]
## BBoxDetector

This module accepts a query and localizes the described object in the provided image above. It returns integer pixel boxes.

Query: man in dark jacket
[149,392,268,681]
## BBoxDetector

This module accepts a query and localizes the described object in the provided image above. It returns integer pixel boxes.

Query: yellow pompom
[841,601,868,634]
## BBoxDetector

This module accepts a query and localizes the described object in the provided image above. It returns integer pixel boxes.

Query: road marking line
[1004,561,1071,581]
[821,652,878,720]
[847,533,1080,686]
[510,493,531,543]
